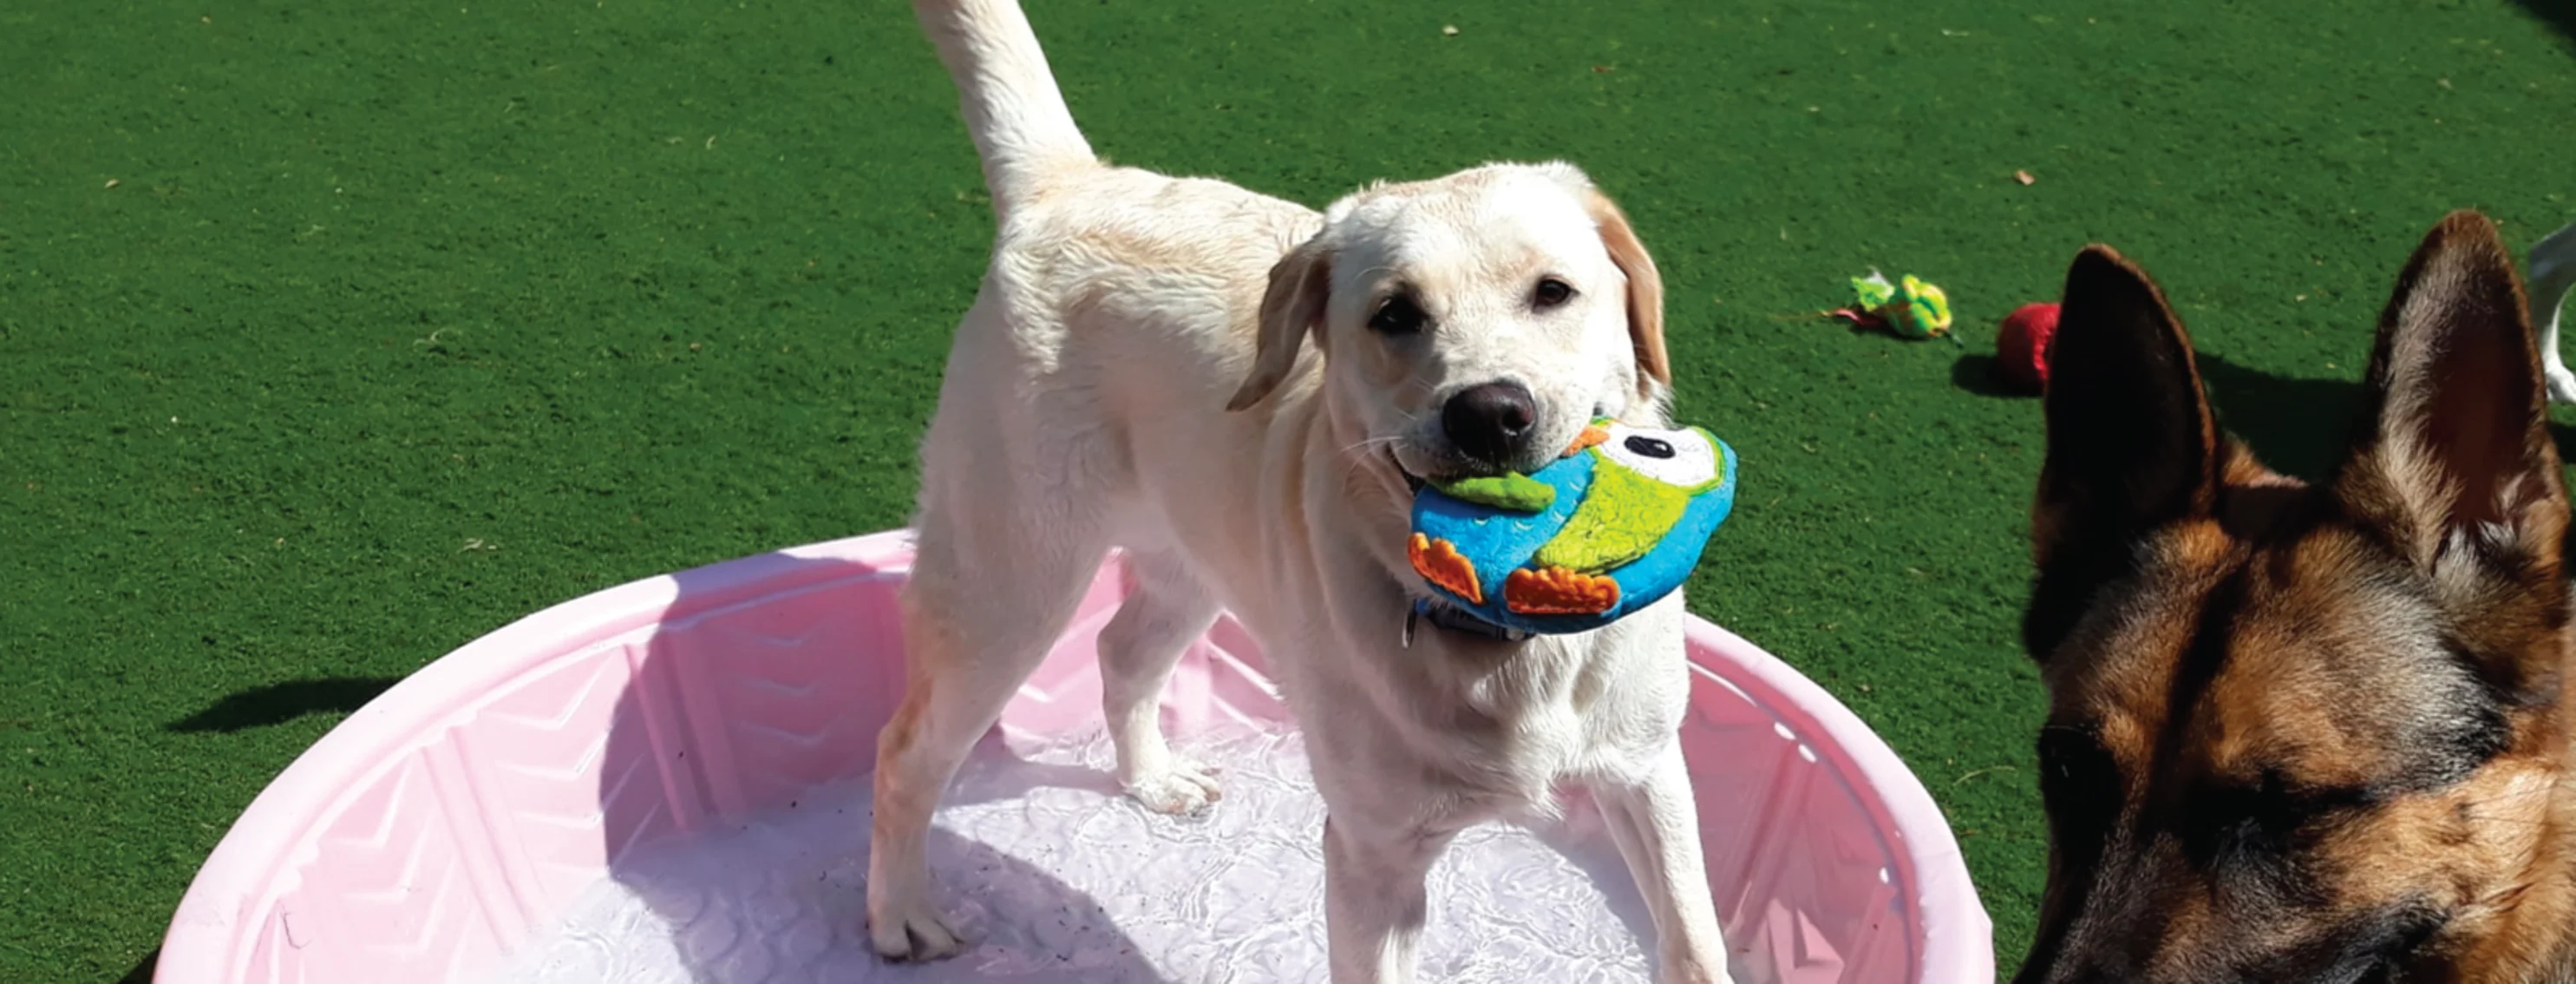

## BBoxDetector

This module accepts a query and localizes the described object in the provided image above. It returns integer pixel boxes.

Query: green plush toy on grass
[1829,269,1958,343]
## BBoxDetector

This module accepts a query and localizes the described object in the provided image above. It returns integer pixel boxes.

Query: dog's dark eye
[2036,725,2122,853]
[2190,782,2298,866]
[1623,435,1675,459]
[1370,296,1427,336]
[1533,277,1575,309]
[2187,770,2368,867]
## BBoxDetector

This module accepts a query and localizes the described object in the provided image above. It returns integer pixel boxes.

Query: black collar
[1404,598,1530,646]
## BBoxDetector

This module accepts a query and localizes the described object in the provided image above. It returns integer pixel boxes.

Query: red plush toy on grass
[1991,302,2060,395]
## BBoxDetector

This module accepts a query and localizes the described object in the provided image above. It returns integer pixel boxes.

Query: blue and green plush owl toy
[1407,419,1738,636]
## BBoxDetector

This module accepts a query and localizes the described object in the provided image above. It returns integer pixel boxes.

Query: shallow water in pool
[489,727,1664,983]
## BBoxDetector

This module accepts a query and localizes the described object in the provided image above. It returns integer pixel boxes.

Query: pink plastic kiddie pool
[158,530,1992,983]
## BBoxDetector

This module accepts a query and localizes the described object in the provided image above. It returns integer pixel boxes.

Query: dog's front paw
[866,896,964,962]
[1121,756,1223,815]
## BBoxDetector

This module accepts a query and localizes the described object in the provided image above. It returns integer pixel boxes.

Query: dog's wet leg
[1096,548,1226,813]
[865,502,1109,961]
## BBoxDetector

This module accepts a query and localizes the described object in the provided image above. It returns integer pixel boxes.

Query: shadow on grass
[2511,0,2576,54]
[168,677,403,732]
[2199,354,2576,481]
[2194,353,2368,481]
[1952,351,2576,482]
[1948,353,2024,398]
[118,947,155,983]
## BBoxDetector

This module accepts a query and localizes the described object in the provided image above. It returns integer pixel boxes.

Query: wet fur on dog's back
[2018,213,2576,984]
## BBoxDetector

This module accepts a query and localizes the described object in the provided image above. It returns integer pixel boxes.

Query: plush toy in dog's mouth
[1385,436,1581,495]
[1403,418,1738,640]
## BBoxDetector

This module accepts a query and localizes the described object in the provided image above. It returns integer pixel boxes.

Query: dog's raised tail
[912,0,1095,221]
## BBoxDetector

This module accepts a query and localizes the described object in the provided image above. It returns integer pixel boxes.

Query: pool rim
[157,529,1994,982]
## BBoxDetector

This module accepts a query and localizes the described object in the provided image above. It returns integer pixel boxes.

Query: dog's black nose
[1441,381,1538,465]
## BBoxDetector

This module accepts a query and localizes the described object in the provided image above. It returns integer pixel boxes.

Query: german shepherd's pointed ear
[2334,211,2569,689]
[2026,246,2221,658]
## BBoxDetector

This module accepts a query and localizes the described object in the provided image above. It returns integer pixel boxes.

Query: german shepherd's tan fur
[2018,212,2576,984]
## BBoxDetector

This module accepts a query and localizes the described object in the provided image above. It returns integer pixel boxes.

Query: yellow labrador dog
[868,2,1735,982]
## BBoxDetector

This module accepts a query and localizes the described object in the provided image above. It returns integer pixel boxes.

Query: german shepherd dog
[2017,212,2576,983]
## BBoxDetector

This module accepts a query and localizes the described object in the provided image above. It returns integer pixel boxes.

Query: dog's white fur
[2533,219,2576,404]
[867,3,1736,982]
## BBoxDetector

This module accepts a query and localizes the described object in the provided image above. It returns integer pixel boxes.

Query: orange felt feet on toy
[1505,566,1620,615]
[1563,423,1610,457]
[1409,534,1483,605]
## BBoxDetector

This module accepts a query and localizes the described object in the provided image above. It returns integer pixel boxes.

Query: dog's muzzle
[1389,446,1428,494]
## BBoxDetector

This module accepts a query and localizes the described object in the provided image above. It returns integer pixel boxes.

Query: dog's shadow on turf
[167,677,403,733]
[1954,351,2576,482]
[2514,0,2576,56]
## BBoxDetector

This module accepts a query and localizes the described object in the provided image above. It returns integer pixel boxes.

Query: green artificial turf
[4,0,2573,979]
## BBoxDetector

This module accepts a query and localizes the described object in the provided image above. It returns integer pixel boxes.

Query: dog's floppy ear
[1581,189,1671,399]
[2026,246,2220,657]
[1228,236,1333,411]
[2334,212,2566,670]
